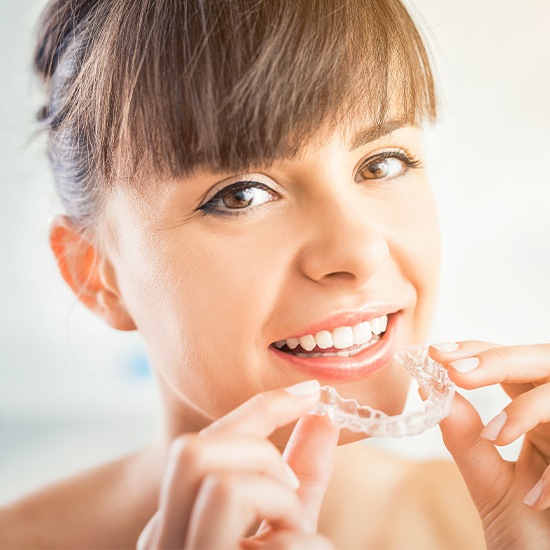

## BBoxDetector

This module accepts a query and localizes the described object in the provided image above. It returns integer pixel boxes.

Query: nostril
[324,271,356,280]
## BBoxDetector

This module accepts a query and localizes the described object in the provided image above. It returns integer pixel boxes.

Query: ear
[49,215,137,331]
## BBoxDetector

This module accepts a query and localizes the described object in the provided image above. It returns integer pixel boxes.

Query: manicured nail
[284,380,320,396]
[283,462,300,490]
[431,342,459,352]
[481,411,507,441]
[450,357,480,373]
[524,480,543,507]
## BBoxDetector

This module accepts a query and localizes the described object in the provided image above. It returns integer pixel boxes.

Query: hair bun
[33,0,99,82]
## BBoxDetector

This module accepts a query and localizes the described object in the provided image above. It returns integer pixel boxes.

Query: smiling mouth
[272,314,388,358]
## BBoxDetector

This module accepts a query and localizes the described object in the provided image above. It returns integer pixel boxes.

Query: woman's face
[101,122,440,443]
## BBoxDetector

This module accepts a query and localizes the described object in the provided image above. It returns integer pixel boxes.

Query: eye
[355,149,421,183]
[198,181,279,216]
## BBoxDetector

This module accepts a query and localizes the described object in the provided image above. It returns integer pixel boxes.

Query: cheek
[390,188,441,335]
[117,227,288,415]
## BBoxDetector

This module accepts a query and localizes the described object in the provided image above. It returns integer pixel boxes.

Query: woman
[1,0,549,548]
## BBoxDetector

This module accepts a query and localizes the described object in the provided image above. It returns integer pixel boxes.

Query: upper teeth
[274,315,388,351]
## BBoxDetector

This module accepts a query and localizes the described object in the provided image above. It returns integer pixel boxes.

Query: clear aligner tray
[310,345,455,437]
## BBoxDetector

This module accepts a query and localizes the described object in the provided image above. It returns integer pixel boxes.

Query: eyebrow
[349,118,408,151]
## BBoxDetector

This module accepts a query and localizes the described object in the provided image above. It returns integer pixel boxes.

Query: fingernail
[524,480,543,507]
[431,342,459,352]
[481,411,507,441]
[283,462,300,490]
[450,357,480,373]
[284,380,320,397]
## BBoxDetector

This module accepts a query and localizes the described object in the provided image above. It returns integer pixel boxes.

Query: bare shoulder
[0,451,158,550]
[320,443,485,549]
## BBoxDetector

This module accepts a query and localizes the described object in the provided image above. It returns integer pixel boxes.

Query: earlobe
[49,215,137,331]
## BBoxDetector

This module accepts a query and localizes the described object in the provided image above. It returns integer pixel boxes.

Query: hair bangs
[78,0,436,184]
[36,0,437,221]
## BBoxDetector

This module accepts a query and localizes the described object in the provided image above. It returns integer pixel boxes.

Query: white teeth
[370,316,387,335]
[293,336,380,358]
[298,335,316,351]
[286,338,300,350]
[332,326,354,349]
[277,315,388,353]
[352,321,372,345]
[315,330,333,349]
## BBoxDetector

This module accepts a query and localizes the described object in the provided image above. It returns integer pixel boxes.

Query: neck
[153,379,214,453]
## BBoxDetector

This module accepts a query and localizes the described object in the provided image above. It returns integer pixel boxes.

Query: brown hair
[34,0,436,232]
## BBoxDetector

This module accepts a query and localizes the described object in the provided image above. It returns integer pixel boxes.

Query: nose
[297,196,390,288]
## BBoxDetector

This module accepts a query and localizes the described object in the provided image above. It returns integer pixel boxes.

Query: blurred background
[1,0,549,504]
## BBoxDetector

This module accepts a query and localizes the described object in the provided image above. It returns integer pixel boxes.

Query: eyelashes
[197,181,278,217]
[355,149,421,183]
[197,148,422,217]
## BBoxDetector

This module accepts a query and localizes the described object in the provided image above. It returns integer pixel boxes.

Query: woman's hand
[430,341,550,549]
[137,380,339,549]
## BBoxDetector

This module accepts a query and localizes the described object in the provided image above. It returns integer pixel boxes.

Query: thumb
[439,392,513,515]
[282,414,340,532]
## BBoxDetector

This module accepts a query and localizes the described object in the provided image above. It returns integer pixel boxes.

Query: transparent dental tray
[310,345,455,437]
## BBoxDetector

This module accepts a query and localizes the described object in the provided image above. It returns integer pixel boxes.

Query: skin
[92,123,440,445]
[1,120,549,548]
[432,342,550,548]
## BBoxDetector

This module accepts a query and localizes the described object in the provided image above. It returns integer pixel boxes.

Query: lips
[270,310,401,382]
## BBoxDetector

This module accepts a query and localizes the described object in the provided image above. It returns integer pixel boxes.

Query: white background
[1,0,549,504]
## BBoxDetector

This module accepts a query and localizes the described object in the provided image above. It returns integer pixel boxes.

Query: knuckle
[248,391,269,409]
[169,433,202,468]
[169,434,192,458]
[248,391,278,424]
[261,438,283,460]
[201,472,238,504]
[488,346,514,371]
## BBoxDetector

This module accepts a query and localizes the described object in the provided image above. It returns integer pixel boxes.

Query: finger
[481,383,550,446]
[136,510,161,550]
[185,473,305,549]
[200,380,321,437]
[157,381,321,548]
[439,391,513,516]
[429,342,550,391]
[429,340,500,362]
[524,463,550,511]
[282,414,340,532]
[156,434,300,549]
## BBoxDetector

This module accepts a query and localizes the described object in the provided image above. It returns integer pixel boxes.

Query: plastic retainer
[309,345,455,437]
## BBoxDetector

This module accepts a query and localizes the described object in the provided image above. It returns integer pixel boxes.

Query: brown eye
[198,181,279,216]
[221,186,272,209]
[358,156,405,181]
[221,187,252,208]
